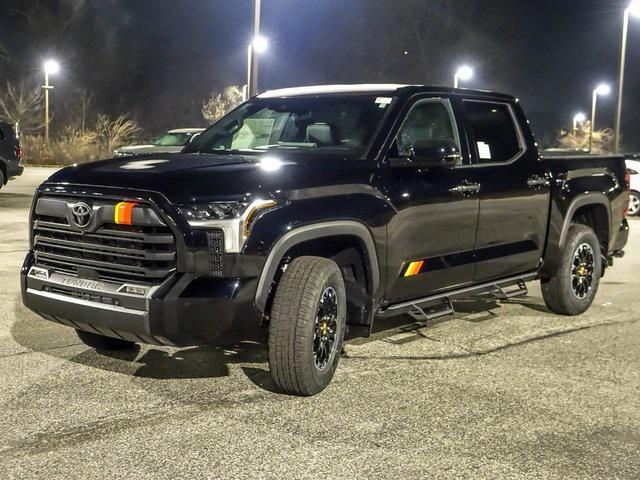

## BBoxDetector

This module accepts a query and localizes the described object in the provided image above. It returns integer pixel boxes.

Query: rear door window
[463,101,523,164]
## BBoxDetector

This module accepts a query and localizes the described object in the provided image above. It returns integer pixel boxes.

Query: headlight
[179,199,277,253]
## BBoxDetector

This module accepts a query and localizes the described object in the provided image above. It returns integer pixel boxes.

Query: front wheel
[541,224,602,315]
[268,256,347,396]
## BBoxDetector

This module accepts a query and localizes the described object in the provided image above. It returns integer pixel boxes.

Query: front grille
[206,230,224,277]
[32,196,177,285]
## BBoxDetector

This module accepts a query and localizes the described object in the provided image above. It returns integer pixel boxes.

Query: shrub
[20,115,141,166]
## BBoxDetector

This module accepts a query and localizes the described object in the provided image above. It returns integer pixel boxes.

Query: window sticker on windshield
[375,97,392,108]
[477,141,492,160]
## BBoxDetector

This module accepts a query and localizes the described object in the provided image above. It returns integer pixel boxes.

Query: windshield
[153,132,193,146]
[186,95,394,157]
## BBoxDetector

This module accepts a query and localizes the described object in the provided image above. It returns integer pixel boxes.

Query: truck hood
[43,152,364,204]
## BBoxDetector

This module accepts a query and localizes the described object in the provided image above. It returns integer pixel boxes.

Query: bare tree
[95,114,141,154]
[202,86,244,123]
[557,123,614,154]
[0,81,44,133]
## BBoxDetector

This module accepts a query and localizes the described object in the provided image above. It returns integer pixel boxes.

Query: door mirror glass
[412,139,461,167]
[390,140,461,169]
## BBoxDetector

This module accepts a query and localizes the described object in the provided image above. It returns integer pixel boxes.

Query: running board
[380,272,538,317]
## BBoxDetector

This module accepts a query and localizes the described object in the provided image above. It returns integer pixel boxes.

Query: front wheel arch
[254,221,380,314]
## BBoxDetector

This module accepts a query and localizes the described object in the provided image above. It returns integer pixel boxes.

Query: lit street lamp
[614,0,640,153]
[590,83,611,153]
[454,65,473,89]
[43,60,60,145]
[573,112,587,133]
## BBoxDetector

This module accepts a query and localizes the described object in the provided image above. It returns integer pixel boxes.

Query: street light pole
[614,1,640,153]
[249,0,262,98]
[246,43,253,101]
[44,69,51,145]
[614,9,630,153]
[589,89,598,153]
[590,84,611,153]
[42,60,59,145]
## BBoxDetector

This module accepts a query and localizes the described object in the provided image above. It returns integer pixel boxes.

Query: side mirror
[390,140,461,169]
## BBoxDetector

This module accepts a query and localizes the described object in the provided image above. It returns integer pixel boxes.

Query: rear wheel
[0,168,5,189]
[541,224,602,315]
[76,330,136,351]
[628,191,640,216]
[268,256,347,396]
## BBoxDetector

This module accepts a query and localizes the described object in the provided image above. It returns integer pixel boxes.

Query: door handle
[450,183,480,194]
[527,176,550,189]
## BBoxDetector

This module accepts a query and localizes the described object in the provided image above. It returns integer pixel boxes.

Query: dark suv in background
[0,122,24,188]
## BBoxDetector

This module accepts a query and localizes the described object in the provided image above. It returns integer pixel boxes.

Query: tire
[0,168,5,189]
[628,191,640,217]
[541,224,602,315]
[268,256,347,396]
[76,330,136,351]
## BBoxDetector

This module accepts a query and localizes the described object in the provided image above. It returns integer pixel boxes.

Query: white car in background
[626,158,640,216]
[113,128,205,157]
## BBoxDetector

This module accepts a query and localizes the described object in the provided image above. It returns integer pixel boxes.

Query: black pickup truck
[21,85,629,395]
[0,122,24,188]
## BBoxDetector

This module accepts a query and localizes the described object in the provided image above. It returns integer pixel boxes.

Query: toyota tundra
[21,85,629,395]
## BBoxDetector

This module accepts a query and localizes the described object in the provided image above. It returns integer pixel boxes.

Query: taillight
[15,145,24,162]
[624,169,631,218]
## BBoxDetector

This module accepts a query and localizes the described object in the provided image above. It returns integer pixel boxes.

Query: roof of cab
[258,84,515,101]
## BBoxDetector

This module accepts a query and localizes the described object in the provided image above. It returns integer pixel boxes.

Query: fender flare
[557,193,611,251]
[254,221,380,312]
[542,192,611,278]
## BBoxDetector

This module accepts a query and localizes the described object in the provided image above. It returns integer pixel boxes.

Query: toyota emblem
[71,202,92,228]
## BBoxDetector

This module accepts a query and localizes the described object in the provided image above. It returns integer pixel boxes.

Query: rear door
[383,96,481,303]
[461,99,550,282]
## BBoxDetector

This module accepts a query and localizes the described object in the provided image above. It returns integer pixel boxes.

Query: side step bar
[379,272,538,319]
[408,297,454,321]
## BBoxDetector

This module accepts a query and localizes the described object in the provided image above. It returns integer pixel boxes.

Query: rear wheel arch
[542,193,611,279]
[255,221,380,321]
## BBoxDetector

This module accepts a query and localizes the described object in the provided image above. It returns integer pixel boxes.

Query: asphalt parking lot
[1,167,639,479]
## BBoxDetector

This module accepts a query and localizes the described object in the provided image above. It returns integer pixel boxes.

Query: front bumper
[21,253,264,347]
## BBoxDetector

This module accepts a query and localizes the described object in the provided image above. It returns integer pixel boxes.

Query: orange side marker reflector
[404,260,424,277]
[114,202,136,225]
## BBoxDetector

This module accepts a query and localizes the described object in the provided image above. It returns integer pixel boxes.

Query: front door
[384,97,480,304]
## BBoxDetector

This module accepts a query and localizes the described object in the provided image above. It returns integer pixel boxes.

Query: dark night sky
[2,0,640,148]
